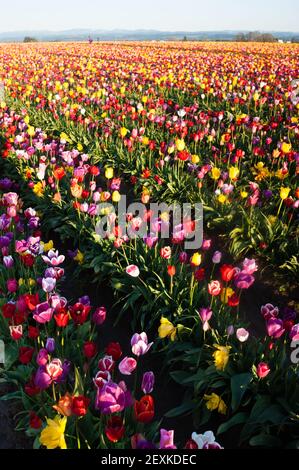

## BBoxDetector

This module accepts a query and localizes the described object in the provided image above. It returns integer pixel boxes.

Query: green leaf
[170,371,191,384]
[165,401,195,418]
[73,367,84,396]
[33,436,41,449]
[231,373,253,411]
[3,343,19,370]
[0,391,22,401]
[249,434,282,448]
[218,412,249,435]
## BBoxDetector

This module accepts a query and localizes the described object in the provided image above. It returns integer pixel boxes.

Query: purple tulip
[95,381,126,414]
[42,277,56,293]
[3,256,14,269]
[179,252,188,264]
[227,325,235,337]
[266,319,286,339]
[37,348,49,366]
[199,308,213,323]
[261,304,279,320]
[0,178,13,191]
[137,440,156,450]
[118,381,133,408]
[0,215,11,231]
[142,372,155,394]
[234,272,255,290]
[242,258,258,275]
[43,268,56,278]
[131,333,153,356]
[203,442,223,449]
[118,357,137,376]
[0,234,13,248]
[283,307,297,322]
[34,367,52,390]
[263,190,273,199]
[93,306,106,325]
[79,295,91,306]
[28,236,41,255]
[159,430,177,449]
[212,251,222,264]
[46,338,56,354]
[56,360,72,383]
[28,217,40,230]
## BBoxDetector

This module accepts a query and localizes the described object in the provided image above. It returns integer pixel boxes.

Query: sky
[0,0,298,32]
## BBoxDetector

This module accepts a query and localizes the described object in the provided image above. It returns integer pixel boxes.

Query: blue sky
[1,0,298,32]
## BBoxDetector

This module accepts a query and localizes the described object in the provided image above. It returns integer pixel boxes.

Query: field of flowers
[0,41,298,450]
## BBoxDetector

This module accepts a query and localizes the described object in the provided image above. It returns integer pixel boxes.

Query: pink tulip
[236,328,250,343]
[257,363,271,379]
[266,319,285,339]
[118,357,137,376]
[159,430,176,449]
[33,302,54,324]
[208,281,222,296]
[126,265,140,278]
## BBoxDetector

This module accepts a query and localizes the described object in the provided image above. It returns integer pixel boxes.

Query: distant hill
[0,29,298,42]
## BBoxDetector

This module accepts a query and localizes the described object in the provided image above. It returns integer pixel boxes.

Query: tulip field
[0,41,298,450]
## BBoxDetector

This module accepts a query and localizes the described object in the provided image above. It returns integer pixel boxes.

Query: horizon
[1,28,299,34]
[0,0,298,33]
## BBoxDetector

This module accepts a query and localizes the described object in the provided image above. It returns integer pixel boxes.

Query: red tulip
[134,395,155,423]
[105,416,125,443]
[72,396,90,417]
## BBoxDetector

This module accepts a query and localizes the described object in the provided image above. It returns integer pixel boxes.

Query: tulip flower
[141,372,155,394]
[126,265,140,278]
[131,333,153,356]
[236,328,250,343]
[159,429,176,449]
[257,363,271,379]
[119,357,137,376]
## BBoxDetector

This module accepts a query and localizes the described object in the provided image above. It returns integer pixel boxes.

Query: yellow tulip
[218,194,228,204]
[105,168,114,180]
[280,187,291,200]
[191,155,200,164]
[112,191,121,203]
[281,142,292,154]
[211,168,221,180]
[190,253,202,267]
[27,126,35,137]
[176,139,185,152]
[120,127,128,138]
[229,167,240,180]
